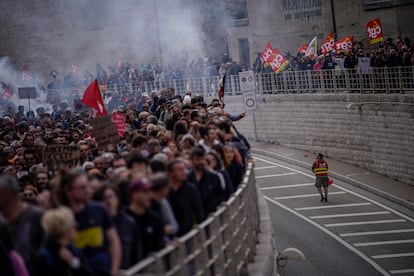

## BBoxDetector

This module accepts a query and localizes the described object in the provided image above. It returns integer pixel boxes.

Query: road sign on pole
[239,71,256,92]
[243,91,257,111]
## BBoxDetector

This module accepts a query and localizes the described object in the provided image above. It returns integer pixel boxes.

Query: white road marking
[256,172,296,179]
[389,269,414,274]
[346,173,359,177]
[325,219,406,227]
[275,191,346,200]
[310,211,390,219]
[260,183,314,190]
[340,229,414,237]
[254,165,279,170]
[354,239,414,247]
[372,252,414,259]
[295,202,372,211]
[264,196,390,276]
[254,156,414,223]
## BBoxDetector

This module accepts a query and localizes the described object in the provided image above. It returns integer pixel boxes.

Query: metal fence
[121,162,259,276]
[111,66,414,97]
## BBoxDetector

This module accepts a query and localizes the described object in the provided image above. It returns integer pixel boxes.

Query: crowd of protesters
[253,36,414,73]
[0,89,250,275]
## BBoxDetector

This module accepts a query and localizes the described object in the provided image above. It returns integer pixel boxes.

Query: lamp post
[153,0,163,65]
[330,0,338,40]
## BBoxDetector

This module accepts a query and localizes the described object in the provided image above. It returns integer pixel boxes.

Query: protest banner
[260,42,274,65]
[111,112,126,137]
[366,18,384,44]
[43,145,80,172]
[335,36,354,54]
[297,43,308,54]
[91,115,120,148]
[268,47,289,73]
[160,87,175,99]
[320,32,335,55]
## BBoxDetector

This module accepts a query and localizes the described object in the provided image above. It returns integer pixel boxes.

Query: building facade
[0,0,412,79]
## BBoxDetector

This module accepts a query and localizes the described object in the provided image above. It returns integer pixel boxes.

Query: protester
[98,185,142,268]
[55,169,121,275]
[0,175,44,272]
[33,206,93,276]
[125,177,165,258]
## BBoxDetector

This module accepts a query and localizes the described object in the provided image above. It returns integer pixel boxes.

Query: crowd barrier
[121,162,260,276]
[109,66,414,97]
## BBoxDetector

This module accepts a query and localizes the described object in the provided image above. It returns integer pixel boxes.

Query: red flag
[268,48,289,74]
[22,66,30,81]
[366,18,384,44]
[335,36,354,54]
[218,73,226,103]
[297,44,308,54]
[1,84,14,99]
[260,42,274,65]
[320,33,335,55]
[81,79,107,117]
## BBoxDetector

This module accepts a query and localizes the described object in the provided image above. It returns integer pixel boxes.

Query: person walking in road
[312,153,329,202]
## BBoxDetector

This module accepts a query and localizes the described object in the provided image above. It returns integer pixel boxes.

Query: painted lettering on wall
[282,0,323,21]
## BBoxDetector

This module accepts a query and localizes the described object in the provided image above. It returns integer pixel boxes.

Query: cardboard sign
[366,18,384,44]
[111,112,126,137]
[239,71,256,92]
[91,115,120,148]
[160,87,175,99]
[43,145,80,172]
[321,33,335,55]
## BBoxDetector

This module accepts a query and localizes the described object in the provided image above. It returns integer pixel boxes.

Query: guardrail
[108,66,414,96]
[122,162,259,276]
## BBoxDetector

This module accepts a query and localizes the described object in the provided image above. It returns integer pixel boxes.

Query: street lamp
[153,0,163,64]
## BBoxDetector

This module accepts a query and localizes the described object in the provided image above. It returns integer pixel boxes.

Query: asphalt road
[253,154,414,276]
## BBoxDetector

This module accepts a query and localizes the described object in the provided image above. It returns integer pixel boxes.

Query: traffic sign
[243,91,257,111]
[239,71,255,92]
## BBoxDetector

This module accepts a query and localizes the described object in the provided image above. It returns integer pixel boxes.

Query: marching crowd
[0,91,250,275]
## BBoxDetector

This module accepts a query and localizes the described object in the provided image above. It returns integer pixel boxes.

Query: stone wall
[219,93,414,186]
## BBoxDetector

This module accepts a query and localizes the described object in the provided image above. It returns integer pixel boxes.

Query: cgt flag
[81,79,107,117]
[305,36,317,59]
[297,43,308,54]
[335,36,354,54]
[268,47,289,74]
[260,42,274,66]
[320,32,335,55]
[366,18,384,44]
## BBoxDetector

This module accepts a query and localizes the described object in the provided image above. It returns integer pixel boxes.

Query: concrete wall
[220,94,414,186]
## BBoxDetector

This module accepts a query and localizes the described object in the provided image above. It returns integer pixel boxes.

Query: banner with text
[43,145,80,172]
[260,42,274,66]
[320,32,335,55]
[111,112,126,137]
[335,36,354,54]
[366,18,384,44]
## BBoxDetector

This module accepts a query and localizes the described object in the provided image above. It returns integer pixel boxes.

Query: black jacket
[167,181,204,237]
[187,169,226,215]
[33,238,93,276]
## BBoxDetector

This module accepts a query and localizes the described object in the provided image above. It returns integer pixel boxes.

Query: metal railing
[109,66,414,96]
[122,162,259,276]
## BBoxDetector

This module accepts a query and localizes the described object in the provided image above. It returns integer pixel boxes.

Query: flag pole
[330,0,338,40]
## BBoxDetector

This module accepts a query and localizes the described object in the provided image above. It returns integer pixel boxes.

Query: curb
[248,186,277,276]
[252,148,414,211]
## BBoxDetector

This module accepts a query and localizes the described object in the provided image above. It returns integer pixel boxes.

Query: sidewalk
[250,141,414,210]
